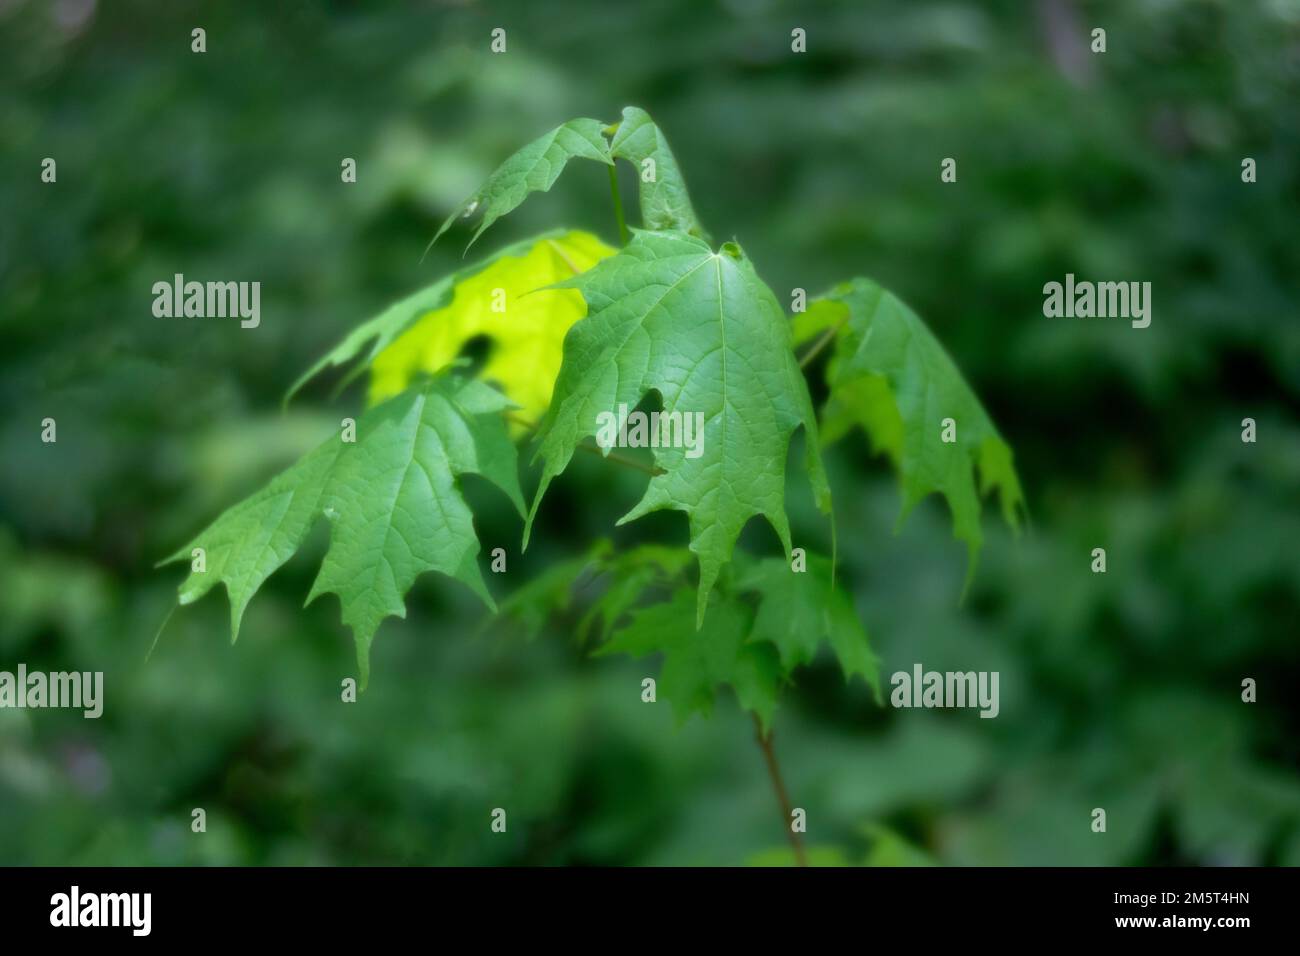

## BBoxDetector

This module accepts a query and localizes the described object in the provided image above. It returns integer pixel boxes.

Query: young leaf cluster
[495,543,879,732]
[163,107,1020,705]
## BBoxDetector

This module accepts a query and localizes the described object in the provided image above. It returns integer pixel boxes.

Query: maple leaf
[607,106,705,237]
[799,278,1025,584]
[431,109,707,249]
[368,230,616,425]
[491,541,876,730]
[286,230,608,412]
[576,543,696,643]
[433,118,613,250]
[525,229,832,625]
[164,375,522,686]
[735,554,880,697]
[489,539,614,642]
[596,588,781,731]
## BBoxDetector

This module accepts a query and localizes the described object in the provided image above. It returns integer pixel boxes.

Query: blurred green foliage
[1,0,1297,865]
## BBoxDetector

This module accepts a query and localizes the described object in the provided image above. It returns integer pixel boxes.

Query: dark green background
[1,0,1297,865]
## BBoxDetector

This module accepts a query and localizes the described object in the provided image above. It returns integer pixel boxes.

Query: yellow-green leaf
[369,230,616,426]
[288,230,575,405]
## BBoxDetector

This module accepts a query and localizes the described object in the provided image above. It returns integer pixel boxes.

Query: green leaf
[490,539,613,642]
[525,544,878,729]
[577,543,696,642]
[286,230,595,407]
[526,230,832,625]
[608,106,705,238]
[803,278,1024,585]
[166,439,345,638]
[597,588,780,731]
[736,554,881,700]
[489,542,695,644]
[306,380,524,686]
[433,118,613,250]
[166,375,523,687]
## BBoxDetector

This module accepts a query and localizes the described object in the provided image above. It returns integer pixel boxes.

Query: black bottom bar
[0,866,1290,941]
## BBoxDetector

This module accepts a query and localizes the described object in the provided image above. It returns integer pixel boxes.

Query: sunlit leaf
[287,230,591,405]
[369,230,616,425]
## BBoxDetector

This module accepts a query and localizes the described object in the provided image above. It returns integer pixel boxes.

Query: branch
[752,712,808,867]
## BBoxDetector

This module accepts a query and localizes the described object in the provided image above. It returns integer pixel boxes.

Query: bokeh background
[2,0,1297,865]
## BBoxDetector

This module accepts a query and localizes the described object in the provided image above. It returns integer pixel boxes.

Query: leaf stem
[506,411,540,433]
[752,713,808,867]
[578,440,664,475]
[608,163,630,246]
[796,320,842,370]
[505,412,663,476]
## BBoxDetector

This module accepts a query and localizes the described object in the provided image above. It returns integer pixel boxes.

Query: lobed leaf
[286,230,596,406]
[165,375,523,687]
[512,543,878,730]
[433,118,613,250]
[490,539,613,642]
[799,278,1025,586]
[525,229,832,625]
[597,588,781,731]
[608,106,705,238]
[431,109,708,250]
[576,543,696,643]
[368,230,616,425]
[736,554,880,698]
[167,439,344,638]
